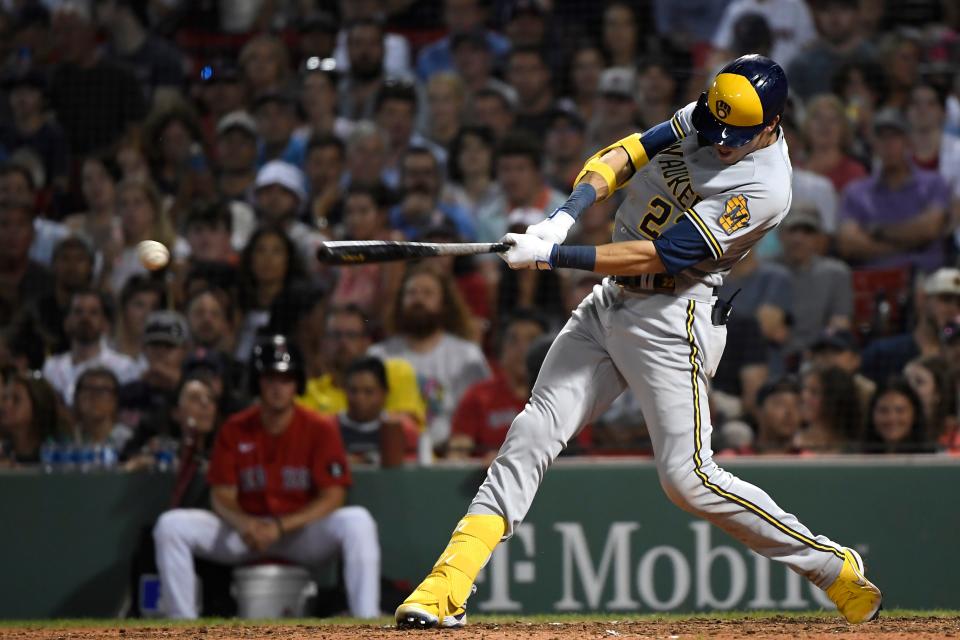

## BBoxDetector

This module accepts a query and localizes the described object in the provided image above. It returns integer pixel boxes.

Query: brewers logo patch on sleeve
[719,194,750,235]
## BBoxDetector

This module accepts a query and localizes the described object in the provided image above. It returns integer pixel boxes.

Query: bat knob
[316,244,334,262]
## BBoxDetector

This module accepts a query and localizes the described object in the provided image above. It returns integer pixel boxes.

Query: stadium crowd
[1,0,960,472]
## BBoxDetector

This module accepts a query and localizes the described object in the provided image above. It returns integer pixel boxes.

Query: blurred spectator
[339,18,391,121]
[906,83,960,198]
[797,366,863,452]
[505,46,555,138]
[719,248,793,374]
[446,125,502,217]
[253,91,305,168]
[802,95,867,195]
[72,366,132,452]
[345,120,390,187]
[451,30,508,97]
[297,13,337,66]
[878,31,922,111]
[304,134,346,231]
[0,368,62,465]
[25,235,95,355]
[239,34,291,97]
[0,162,68,266]
[503,0,552,51]
[904,355,958,448]
[636,57,678,130]
[63,155,123,259]
[0,204,53,326]
[109,178,185,293]
[587,67,638,154]
[370,266,490,452]
[863,377,934,453]
[780,205,853,351]
[468,86,516,142]
[234,226,306,360]
[837,111,951,272]
[448,310,547,460]
[92,0,185,105]
[153,335,380,619]
[0,69,69,192]
[301,304,426,427]
[390,146,476,240]
[331,184,404,323]
[375,80,432,188]
[752,377,804,455]
[652,0,732,55]
[143,103,215,206]
[116,137,151,182]
[807,329,876,416]
[601,2,642,67]
[787,0,876,101]
[861,268,960,385]
[418,223,492,328]
[416,0,509,81]
[424,72,465,150]
[336,356,417,466]
[42,289,140,406]
[119,311,189,433]
[298,60,353,141]
[777,113,839,242]
[184,202,236,266]
[48,4,146,157]
[710,0,815,70]
[564,43,605,123]
[476,131,565,243]
[544,106,588,191]
[252,161,327,268]
[112,274,165,361]
[181,347,247,420]
[197,60,247,147]
[213,112,259,245]
[185,288,235,355]
[831,60,888,158]
[333,1,411,79]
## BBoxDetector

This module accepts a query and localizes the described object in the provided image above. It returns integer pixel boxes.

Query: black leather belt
[612,274,720,297]
[612,274,678,293]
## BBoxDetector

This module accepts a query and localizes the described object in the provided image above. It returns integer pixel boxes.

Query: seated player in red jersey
[152,335,381,619]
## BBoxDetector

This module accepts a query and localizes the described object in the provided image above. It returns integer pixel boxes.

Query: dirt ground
[4,616,959,640]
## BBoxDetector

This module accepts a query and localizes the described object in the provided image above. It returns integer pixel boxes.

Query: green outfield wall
[1,457,958,618]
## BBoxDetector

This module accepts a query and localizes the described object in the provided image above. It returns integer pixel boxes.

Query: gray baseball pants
[469,281,845,588]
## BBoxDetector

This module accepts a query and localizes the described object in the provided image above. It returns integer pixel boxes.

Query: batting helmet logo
[715,99,732,120]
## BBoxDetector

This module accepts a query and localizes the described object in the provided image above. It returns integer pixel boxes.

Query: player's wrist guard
[550,245,597,271]
[553,184,597,222]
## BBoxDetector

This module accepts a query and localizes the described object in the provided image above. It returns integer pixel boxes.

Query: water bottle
[79,444,96,473]
[61,443,78,473]
[40,440,57,474]
[154,438,176,472]
[101,444,118,470]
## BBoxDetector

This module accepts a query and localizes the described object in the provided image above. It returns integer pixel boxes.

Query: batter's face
[259,371,298,412]
[712,122,776,165]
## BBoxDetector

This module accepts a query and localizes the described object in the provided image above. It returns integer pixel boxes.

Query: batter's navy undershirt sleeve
[653,217,712,275]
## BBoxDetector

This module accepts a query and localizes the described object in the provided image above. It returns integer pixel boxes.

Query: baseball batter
[396,56,882,629]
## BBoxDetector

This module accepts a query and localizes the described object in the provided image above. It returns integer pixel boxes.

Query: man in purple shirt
[837,111,951,273]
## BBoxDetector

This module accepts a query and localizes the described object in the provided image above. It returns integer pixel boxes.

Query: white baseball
[137,240,170,271]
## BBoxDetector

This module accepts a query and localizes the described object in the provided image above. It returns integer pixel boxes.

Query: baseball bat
[316,240,510,264]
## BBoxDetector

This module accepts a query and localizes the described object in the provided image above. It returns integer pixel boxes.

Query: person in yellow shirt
[299,305,426,427]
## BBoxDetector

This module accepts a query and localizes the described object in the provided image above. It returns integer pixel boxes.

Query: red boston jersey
[452,373,526,454]
[207,405,352,516]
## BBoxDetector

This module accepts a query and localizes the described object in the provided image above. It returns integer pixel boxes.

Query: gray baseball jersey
[467,104,848,593]
[615,103,793,291]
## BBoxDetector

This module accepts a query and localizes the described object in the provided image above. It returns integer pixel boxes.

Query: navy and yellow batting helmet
[691,54,788,148]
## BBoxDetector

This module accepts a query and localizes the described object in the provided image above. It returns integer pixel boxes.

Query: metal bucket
[231,564,317,618]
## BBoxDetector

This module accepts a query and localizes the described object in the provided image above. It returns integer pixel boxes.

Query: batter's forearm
[594,241,666,275]
[578,148,635,200]
[276,486,346,533]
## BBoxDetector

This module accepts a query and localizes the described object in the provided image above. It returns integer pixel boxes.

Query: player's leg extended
[607,295,880,622]
[397,288,627,629]
[153,509,254,618]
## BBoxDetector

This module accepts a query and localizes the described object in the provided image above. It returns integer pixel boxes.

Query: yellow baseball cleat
[825,547,882,623]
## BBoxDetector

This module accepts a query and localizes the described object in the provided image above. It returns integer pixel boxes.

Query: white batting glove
[526,209,576,245]
[499,233,555,270]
